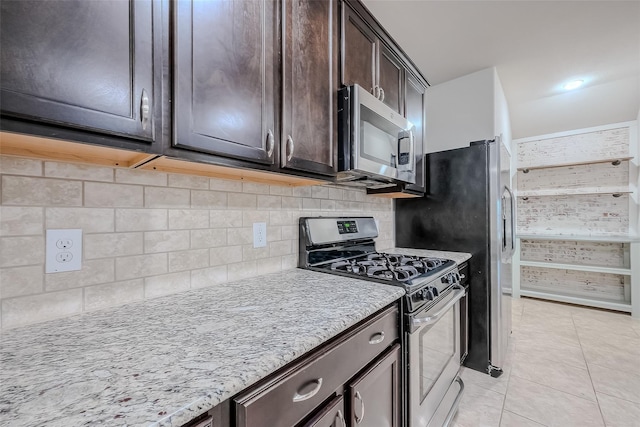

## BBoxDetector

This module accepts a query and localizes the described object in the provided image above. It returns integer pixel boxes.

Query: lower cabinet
[233,305,400,427]
[348,345,401,427]
[301,395,345,427]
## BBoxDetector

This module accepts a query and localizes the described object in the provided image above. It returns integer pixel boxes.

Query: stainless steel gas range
[299,216,466,427]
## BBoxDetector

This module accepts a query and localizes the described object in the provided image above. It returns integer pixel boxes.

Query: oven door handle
[411,285,465,327]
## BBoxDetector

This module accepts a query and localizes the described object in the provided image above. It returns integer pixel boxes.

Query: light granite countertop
[0,269,404,427]
[388,247,472,265]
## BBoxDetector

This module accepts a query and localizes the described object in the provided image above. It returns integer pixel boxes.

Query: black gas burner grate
[327,253,450,283]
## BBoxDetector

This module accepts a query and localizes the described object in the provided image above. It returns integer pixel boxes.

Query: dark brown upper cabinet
[341,3,404,115]
[0,0,160,146]
[281,0,338,176]
[404,72,427,194]
[378,44,405,116]
[173,0,278,166]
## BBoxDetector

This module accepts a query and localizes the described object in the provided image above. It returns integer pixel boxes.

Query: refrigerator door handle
[504,185,516,258]
[501,193,508,252]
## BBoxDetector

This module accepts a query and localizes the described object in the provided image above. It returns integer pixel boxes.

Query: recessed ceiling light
[563,79,584,90]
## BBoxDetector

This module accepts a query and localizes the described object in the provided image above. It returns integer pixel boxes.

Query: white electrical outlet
[253,222,267,248]
[46,229,82,273]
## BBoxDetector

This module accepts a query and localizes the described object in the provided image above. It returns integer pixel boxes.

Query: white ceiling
[362,0,640,139]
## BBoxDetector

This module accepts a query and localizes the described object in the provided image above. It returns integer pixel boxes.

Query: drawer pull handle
[292,378,323,402]
[336,409,346,427]
[355,391,365,423]
[368,332,385,345]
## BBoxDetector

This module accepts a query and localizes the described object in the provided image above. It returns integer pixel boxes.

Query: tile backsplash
[0,156,394,330]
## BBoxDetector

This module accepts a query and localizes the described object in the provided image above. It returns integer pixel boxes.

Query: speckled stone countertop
[0,269,404,427]
[388,247,472,265]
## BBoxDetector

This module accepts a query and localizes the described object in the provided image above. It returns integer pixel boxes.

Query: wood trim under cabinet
[138,155,325,187]
[0,131,157,168]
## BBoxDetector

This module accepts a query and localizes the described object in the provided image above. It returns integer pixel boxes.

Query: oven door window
[418,306,455,402]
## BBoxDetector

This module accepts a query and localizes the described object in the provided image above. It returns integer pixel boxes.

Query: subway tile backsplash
[0,155,394,330]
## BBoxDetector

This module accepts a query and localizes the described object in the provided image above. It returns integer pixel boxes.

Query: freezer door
[489,138,513,373]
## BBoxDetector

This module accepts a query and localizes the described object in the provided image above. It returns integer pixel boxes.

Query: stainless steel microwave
[337,84,416,188]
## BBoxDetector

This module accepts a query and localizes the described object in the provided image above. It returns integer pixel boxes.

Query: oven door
[408,285,465,427]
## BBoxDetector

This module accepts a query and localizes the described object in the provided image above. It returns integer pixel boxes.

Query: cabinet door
[404,72,427,194]
[378,44,404,115]
[174,0,277,165]
[348,344,401,427]
[341,3,377,96]
[281,0,337,175]
[0,0,156,142]
[301,395,346,427]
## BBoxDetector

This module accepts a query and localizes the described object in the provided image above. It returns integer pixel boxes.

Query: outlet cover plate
[253,222,267,248]
[46,229,82,273]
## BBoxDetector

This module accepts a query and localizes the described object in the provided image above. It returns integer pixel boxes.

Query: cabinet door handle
[140,89,150,130]
[336,410,346,427]
[266,129,275,157]
[292,378,322,402]
[286,135,295,161]
[379,87,385,102]
[368,331,385,345]
[354,391,365,423]
[372,85,380,99]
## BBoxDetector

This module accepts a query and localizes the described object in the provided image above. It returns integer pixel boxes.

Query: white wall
[494,70,512,152]
[425,67,496,153]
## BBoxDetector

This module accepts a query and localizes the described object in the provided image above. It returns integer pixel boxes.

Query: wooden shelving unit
[512,121,639,317]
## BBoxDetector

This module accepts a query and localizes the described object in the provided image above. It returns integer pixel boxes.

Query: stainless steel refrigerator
[395,139,514,376]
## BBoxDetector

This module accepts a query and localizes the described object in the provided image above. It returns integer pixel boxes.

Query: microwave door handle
[408,129,415,171]
[398,129,415,170]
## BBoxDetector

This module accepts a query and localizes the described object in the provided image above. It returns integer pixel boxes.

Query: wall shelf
[519,260,631,276]
[517,156,633,172]
[517,188,631,198]
[517,234,640,243]
[519,289,632,313]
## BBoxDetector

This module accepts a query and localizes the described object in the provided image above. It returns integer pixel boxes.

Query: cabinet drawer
[235,305,398,427]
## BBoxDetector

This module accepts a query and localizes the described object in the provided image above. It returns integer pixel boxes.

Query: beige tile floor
[452,297,640,427]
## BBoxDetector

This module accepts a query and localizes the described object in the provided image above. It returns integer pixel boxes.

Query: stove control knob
[431,287,439,298]
[441,276,448,284]
[427,288,435,300]
[416,288,431,301]
[423,287,436,300]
